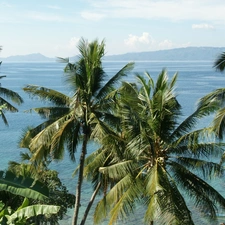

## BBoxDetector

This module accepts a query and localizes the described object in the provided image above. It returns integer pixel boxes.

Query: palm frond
[96,62,134,100]
[0,97,19,112]
[23,85,70,106]
[99,160,136,180]
[214,52,225,72]
[51,117,81,161]
[173,157,223,178]
[0,87,23,104]
[0,108,8,125]
[31,106,70,120]
[197,88,225,109]
[28,111,77,162]
[211,107,225,139]
[94,175,143,224]
[170,160,225,219]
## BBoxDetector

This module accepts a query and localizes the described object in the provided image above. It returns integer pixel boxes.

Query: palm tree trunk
[80,182,101,225]
[72,134,88,225]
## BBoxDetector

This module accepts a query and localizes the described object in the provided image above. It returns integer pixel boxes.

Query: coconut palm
[91,70,225,225]
[20,38,134,225]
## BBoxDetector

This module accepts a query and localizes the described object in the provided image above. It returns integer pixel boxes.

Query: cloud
[124,32,154,46]
[81,11,105,21]
[87,0,225,22]
[124,32,191,52]
[158,40,174,49]
[192,23,214,29]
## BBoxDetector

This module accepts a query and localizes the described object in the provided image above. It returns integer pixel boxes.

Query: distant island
[0,47,225,62]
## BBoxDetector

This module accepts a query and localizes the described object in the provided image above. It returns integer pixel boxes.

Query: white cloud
[124,32,153,46]
[124,32,191,52]
[158,40,174,49]
[81,11,105,21]
[87,0,225,22]
[192,23,214,29]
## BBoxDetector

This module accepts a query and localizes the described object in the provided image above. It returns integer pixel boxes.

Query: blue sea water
[1,60,225,224]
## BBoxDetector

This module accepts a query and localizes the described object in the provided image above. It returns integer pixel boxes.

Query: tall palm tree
[0,47,23,125]
[91,70,225,225]
[20,38,134,225]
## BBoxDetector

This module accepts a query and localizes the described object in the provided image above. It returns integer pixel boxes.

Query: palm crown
[84,70,225,225]
[20,38,134,225]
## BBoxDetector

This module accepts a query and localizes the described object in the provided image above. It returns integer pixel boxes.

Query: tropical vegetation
[82,70,225,225]
[1,42,225,224]
[0,170,60,224]
[19,38,134,225]
[8,151,75,224]
[0,47,61,224]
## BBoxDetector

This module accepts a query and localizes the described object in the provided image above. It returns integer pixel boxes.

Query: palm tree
[91,70,225,225]
[0,48,23,125]
[20,38,134,225]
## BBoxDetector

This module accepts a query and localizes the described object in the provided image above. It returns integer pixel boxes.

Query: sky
[0,0,225,58]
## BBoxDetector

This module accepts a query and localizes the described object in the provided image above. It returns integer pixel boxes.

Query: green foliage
[0,169,60,225]
[20,38,134,225]
[0,171,49,201]
[83,70,225,225]
[0,198,60,225]
[7,161,75,224]
[0,76,23,125]
[214,51,225,72]
[6,204,60,225]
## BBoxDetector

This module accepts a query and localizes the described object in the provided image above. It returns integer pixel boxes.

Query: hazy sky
[0,0,224,58]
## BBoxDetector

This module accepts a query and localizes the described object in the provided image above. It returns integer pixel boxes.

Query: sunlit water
[1,60,225,224]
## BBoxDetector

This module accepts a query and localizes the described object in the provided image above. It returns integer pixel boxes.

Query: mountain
[0,53,55,62]
[103,47,225,61]
[0,47,225,62]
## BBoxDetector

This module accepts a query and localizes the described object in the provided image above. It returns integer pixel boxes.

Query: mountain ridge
[0,47,225,62]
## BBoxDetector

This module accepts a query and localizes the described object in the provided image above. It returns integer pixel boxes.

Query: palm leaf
[0,171,49,201]
[214,52,225,71]
[170,160,225,219]
[23,85,70,106]
[96,62,134,100]
[0,87,23,104]
[0,97,19,112]
[0,107,8,125]
[6,205,60,224]
[211,107,225,139]
[99,160,136,180]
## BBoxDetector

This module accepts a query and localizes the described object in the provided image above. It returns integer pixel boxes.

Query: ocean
[0,60,225,224]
